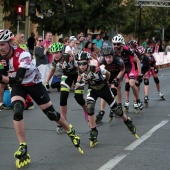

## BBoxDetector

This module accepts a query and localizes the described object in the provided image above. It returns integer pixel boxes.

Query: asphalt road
[0,67,170,170]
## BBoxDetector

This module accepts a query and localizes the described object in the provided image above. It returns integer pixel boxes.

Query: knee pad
[74,94,86,106]
[12,100,24,121]
[60,91,69,106]
[154,77,159,84]
[43,105,61,121]
[111,88,117,97]
[111,106,123,117]
[87,100,95,116]
[144,79,149,85]
[125,82,130,91]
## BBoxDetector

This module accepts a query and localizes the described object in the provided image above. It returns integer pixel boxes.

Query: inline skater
[0,29,84,168]
[45,42,88,133]
[112,34,143,113]
[75,51,139,147]
[96,45,125,123]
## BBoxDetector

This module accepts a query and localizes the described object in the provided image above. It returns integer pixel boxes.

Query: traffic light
[16,5,24,15]
[29,2,36,15]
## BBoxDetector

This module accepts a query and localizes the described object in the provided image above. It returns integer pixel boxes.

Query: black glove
[154,68,158,74]
[137,75,143,83]
[112,78,119,87]
[45,83,50,89]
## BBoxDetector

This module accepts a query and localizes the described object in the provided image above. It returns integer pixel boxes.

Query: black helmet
[101,45,114,56]
[145,47,153,54]
[75,51,91,61]
[128,40,138,47]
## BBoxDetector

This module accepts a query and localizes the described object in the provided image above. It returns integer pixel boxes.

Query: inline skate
[109,110,115,123]
[56,125,65,134]
[144,96,149,108]
[124,117,139,139]
[158,92,165,100]
[89,129,98,148]
[67,124,84,154]
[14,142,30,169]
[133,102,139,114]
[123,101,130,113]
[96,111,105,124]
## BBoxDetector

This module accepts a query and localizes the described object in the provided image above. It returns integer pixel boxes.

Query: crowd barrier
[153,52,170,68]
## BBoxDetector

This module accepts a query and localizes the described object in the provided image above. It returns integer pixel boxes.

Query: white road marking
[125,120,169,151]
[97,153,129,170]
[98,120,169,170]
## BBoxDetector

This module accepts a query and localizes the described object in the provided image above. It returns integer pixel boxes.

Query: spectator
[102,34,112,47]
[34,35,48,67]
[13,33,28,51]
[27,32,35,55]
[142,38,149,49]
[83,33,92,47]
[78,36,85,51]
[42,32,53,63]
[84,41,92,54]
[65,36,76,56]
[154,41,160,53]
[92,34,103,49]
[63,37,69,51]
[0,54,11,109]
[164,40,170,54]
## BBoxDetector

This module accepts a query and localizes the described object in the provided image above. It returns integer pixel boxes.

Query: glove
[154,68,158,74]
[112,78,119,87]
[45,83,50,89]
[137,75,143,83]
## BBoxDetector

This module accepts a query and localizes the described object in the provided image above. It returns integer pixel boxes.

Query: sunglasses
[38,40,43,42]
[77,62,88,66]
[113,43,121,46]
[21,36,25,38]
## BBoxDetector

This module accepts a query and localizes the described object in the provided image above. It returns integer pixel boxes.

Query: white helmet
[112,34,124,44]
[0,29,14,42]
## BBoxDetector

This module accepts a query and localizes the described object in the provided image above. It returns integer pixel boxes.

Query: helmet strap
[4,42,12,59]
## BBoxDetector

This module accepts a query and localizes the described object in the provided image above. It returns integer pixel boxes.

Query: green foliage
[2,0,170,40]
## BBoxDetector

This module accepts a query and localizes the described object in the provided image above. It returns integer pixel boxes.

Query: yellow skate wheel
[26,154,31,163]
[90,140,98,148]
[78,147,84,154]
[135,134,139,139]
[16,159,24,168]
[109,117,114,123]
[134,109,138,114]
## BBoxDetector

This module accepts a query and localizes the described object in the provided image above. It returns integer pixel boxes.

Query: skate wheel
[134,134,139,139]
[78,147,84,154]
[145,103,148,108]
[124,108,129,113]
[109,117,113,123]
[90,140,98,148]
[134,109,138,114]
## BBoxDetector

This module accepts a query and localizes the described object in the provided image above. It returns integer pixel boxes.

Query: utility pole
[138,4,142,45]
[25,1,29,40]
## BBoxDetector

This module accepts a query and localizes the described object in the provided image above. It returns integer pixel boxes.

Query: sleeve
[19,52,32,69]
[100,68,107,75]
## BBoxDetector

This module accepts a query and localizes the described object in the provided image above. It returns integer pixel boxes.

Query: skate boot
[67,124,84,154]
[89,129,98,148]
[123,101,130,113]
[96,111,105,124]
[124,117,139,139]
[133,102,139,113]
[158,92,165,100]
[56,125,65,134]
[109,110,115,123]
[136,99,144,113]
[144,96,149,108]
[14,142,31,169]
